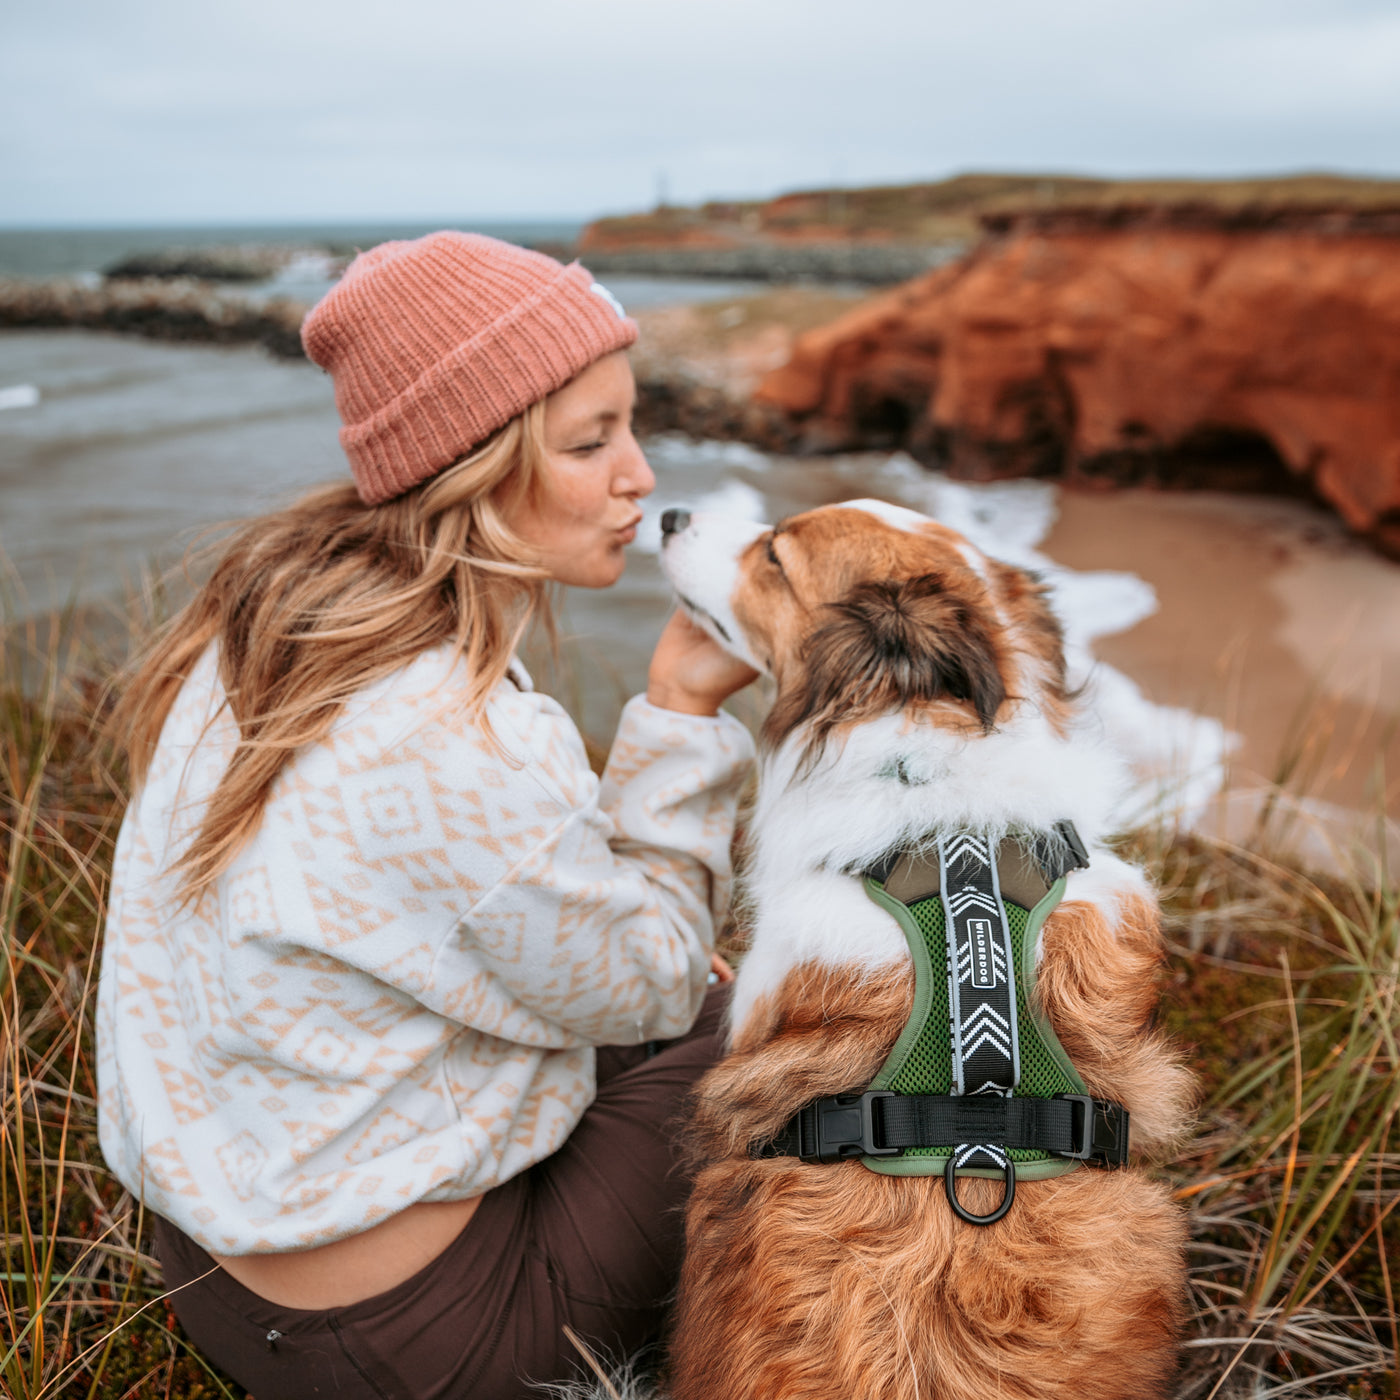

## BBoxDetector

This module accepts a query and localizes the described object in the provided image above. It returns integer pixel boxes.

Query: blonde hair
[113,401,552,900]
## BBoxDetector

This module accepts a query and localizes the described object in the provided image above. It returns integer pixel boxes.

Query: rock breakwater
[102,243,350,284]
[0,277,309,357]
[758,213,1400,555]
[630,365,793,447]
[104,246,289,282]
[583,243,960,285]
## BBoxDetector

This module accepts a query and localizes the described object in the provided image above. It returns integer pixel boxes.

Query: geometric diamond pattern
[95,645,754,1252]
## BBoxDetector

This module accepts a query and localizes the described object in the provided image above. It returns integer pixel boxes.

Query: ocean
[0,222,769,311]
[0,221,584,280]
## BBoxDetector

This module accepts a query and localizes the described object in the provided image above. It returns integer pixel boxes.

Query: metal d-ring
[944,1153,1016,1226]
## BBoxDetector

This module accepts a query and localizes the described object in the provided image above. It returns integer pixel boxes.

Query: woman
[96,232,757,1400]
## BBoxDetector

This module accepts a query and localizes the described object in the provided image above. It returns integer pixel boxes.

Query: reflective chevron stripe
[937,832,1020,1175]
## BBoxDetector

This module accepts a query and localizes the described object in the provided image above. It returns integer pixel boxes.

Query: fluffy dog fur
[656,500,1194,1400]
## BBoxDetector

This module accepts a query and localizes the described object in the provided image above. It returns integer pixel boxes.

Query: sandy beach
[1046,489,1399,815]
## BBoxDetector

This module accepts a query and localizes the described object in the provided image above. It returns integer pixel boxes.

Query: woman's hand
[646,610,758,717]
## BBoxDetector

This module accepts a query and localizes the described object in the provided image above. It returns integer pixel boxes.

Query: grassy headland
[581,171,1400,252]
[2,609,1396,1399]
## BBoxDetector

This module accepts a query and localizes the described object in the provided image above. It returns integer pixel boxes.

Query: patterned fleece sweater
[96,645,754,1255]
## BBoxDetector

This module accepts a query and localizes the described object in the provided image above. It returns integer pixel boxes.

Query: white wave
[644,433,773,474]
[268,251,339,285]
[1044,569,1158,646]
[0,384,40,412]
[1069,655,1240,831]
[875,453,1060,558]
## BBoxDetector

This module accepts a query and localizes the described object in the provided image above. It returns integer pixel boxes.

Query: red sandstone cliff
[756,215,1400,554]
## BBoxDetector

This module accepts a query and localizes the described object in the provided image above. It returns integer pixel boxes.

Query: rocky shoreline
[582,242,962,285]
[630,365,794,447]
[103,246,299,282]
[0,277,307,358]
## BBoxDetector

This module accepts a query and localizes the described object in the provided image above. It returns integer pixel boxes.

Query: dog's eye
[765,534,784,570]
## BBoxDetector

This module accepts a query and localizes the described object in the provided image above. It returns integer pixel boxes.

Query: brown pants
[155,986,728,1400]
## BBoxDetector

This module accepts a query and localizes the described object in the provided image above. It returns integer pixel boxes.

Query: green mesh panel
[882,894,1082,1163]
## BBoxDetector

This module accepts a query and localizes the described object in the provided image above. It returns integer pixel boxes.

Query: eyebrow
[564,408,621,435]
[550,410,620,448]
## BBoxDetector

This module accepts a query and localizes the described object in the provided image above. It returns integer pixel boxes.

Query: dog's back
[657,500,1194,1399]
[669,882,1190,1400]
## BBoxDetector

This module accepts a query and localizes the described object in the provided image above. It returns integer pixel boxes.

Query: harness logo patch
[968,918,996,988]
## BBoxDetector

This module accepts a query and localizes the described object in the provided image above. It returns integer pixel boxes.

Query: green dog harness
[755,823,1130,1226]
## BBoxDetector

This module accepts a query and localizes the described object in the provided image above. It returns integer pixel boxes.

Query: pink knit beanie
[301,231,639,505]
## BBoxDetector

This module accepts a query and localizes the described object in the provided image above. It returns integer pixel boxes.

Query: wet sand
[1044,489,1400,819]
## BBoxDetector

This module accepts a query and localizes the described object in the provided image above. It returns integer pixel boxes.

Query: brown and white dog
[656,499,1194,1400]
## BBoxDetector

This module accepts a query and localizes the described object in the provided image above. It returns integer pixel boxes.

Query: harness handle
[944,1153,1016,1227]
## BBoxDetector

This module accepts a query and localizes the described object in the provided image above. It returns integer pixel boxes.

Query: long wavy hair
[111,401,552,900]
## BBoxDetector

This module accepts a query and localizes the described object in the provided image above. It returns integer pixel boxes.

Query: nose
[660,508,691,538]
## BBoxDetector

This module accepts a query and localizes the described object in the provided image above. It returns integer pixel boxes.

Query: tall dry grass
[1,604,1395,1398]
[1,608,239,1399]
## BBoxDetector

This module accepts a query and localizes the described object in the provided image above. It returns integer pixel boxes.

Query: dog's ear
[992,560,1071,708]
[763,574,1006,758]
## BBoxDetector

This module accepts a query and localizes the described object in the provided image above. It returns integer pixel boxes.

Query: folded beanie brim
[301,234,639,505]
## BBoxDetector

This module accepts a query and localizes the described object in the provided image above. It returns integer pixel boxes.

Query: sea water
[0,223,771,310]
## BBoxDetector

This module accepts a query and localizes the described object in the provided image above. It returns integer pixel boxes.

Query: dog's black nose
[660,508,691,538]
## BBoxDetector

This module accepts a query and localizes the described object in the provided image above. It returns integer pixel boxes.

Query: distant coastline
[576,171,1400,283]
[0,221,585,282]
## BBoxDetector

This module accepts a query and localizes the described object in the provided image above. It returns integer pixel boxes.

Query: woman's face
[508,351,654,589]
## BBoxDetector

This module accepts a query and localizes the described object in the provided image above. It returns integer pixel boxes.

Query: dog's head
[660,499,1070,763]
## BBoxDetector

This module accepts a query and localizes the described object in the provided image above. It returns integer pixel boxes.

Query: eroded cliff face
[756,222,1400,554]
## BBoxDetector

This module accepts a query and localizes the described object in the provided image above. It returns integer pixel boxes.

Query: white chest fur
[728,707,1142,1041]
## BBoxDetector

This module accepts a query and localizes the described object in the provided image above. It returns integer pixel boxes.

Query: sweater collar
[506,656,535,692]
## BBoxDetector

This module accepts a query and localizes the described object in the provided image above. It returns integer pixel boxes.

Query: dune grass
[1140,824,1398,1399]
[1,608,1395,1399]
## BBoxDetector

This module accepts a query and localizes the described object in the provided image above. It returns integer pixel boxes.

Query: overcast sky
[5,0,1400,227]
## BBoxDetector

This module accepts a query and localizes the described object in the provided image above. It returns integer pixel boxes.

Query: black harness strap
[756,1091,1129,1168]
[882,1092,1127,1162]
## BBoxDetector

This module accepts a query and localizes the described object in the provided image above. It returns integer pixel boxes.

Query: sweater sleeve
[417,690,754,1048]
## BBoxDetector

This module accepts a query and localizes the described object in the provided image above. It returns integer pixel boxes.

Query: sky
[4,0,1400,227]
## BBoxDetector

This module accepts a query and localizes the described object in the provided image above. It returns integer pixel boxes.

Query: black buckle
[1053,819,1091,873]
[797,1091,901,1163]
[1053,1093,1129,1167]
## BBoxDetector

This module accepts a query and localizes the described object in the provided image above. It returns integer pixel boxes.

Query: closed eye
[765,533,784,572]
